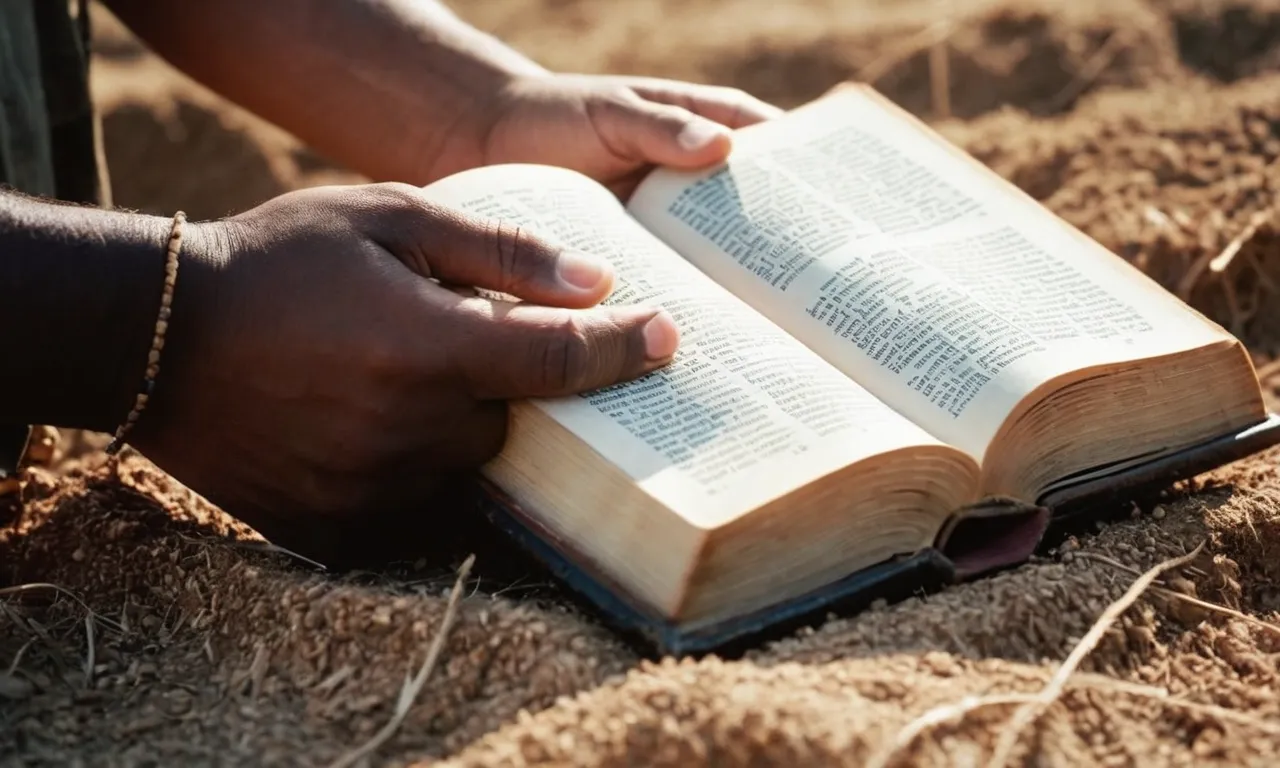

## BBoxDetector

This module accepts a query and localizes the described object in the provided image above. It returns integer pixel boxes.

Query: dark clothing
[0,0,106,476]
[0,0,105,205]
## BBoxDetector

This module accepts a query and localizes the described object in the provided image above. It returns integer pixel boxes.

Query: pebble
[1152,505,1167,520]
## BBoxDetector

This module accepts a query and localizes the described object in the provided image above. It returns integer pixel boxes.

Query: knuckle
[587,86,643,123]
[533,316,594,392]
[486,219,543,294]
[371,181,423,206]
[583,88,650,159]
[361,182,432,221]
[599,84,642,108]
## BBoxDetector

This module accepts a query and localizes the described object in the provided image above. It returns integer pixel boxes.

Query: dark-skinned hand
[127,183,678,563]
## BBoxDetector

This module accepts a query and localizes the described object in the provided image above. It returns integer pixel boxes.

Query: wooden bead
[106,210,184,456]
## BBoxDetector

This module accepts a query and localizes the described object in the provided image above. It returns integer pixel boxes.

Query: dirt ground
[6,0,1280,765]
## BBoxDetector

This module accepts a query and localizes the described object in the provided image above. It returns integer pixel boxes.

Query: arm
[0,190,217,432]
[102,0,544,183]
[102,0,781,195]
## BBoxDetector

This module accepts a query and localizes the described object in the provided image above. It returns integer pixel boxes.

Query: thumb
[445,296,681,399]
[595,93,733,169]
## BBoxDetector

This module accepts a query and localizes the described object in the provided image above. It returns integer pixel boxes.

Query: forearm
[0,192,179,431]
[104,0,546,184]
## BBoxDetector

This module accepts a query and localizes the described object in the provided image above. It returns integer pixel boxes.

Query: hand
[128,183,680,561]
[437,74,783,197]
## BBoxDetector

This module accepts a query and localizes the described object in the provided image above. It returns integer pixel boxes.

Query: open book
[420,83,1278,652]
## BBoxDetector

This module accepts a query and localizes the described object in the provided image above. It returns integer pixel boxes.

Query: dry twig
[858,20,954,84]
[1044,30,1129,113]
[231,540,329,571]
[1210,210,1271,274]
[866,693,1037,768]
[1064,674,1280,736]
[1178,210,1272,300]
[0,582,125,633]
[985,543,1205,767]
[929,34,950,120]
[1243,248,1279,294]
[328,554,476,768]
[6,638,34,676]
[866,543,1205,768]
[83,615,95,688]
[862,670,1280,768]
[1075,551,1280,638]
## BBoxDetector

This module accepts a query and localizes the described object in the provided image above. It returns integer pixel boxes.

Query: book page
[419,164,965,526]
[627,86,1230,461]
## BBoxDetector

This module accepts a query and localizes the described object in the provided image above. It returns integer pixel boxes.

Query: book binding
[475,412,1280,656]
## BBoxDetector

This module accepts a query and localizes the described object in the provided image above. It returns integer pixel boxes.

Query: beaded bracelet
[105,211,185,456]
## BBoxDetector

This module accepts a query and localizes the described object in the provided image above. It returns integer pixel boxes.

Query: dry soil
[6,0,1280,765]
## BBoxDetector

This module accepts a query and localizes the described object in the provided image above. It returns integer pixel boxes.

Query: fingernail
[557,251,609,291]
[643,310,680,361]
[677,120,729,152]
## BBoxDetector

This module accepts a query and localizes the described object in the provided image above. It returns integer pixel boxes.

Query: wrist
[121,218,236,448]
[414,70,558,184]
[397,33,551,185]
[0,194,234,439]
[0,196,174,432]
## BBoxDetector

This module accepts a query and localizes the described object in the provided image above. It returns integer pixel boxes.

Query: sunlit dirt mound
[5,1,1280,765]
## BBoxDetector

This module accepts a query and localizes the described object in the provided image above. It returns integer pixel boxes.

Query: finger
[622,78,785,127]
[443,295,681,399]
[366,185,616,309]
[590,91,734,169]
